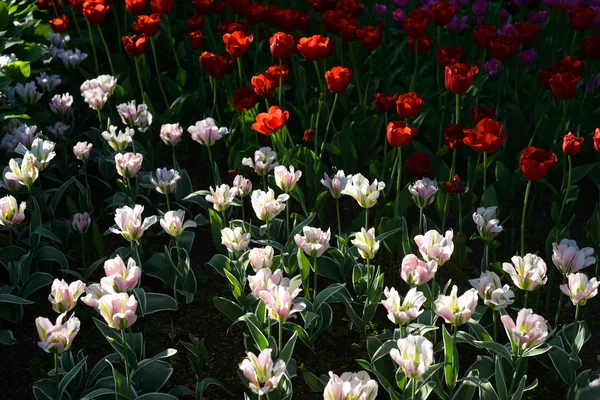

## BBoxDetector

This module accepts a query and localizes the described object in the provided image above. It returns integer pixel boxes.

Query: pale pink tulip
[48,279,85,313]
[72,212,91,234]
[36,313,81,354]
[351,227,380,260]
[73,141,92,162]
[381,287,426,325]
[49,93,73,116]
[110,204,157,243]
[98,292,138,330]
[102,255,141,292]
[242,147,278,176]
[469,271,514,310]
[323,371,379,400]
[341,173,385,209]
[400,254,437,286]
[502,254,547,291]
[408,178,438,208]
[414,229,454,266]
[80,283,105,309]
[15,138,56,170]
[160,209,196,237]
[560,273,599,305]
[6,153,39,189]
[115,152,143,178]
[248,269,289,298]
[552,239,595,275]
[321,170,348,199]
[159,123,183,146]
[260,284,306,322]
[116,100,152,132]
[390,335,434,380]
[233,175,252,197]
[434,285,478,326]
[248,246,274,272]
[0,195,26,228]
[239,348,286,395]
[501,308,548,352]
[205,184,238,211]
[295,226,331,258]
[150,168,180,195]
[221,227,251,252]
[251,189,288,221]
[472,206,503,241]
[102,126,134,152]
[274,165,302,193]
[188,118,228,146]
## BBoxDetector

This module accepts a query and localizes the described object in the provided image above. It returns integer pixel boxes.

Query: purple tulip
[472,0,488,16]
[498,8,509,20]
[484,59,502,75]
[528,11,549,23]
[392,8,407,26]
[520,48,537,67]
[375,3,387,16]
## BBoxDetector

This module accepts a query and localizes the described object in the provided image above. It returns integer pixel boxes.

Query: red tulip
[437,46,464,67]
[309,0,338,12]
[125,0,147,15]
[445,63,479,94]
[562,133,584,155]
[404,9,429,38]
[562,55,585,76]
[303,129,316,143]
[408,35,432,55]
[549,71,580,100]
[374,93,399,113]
[226,0,250,15]
[189,30,205,49]
[520,146,557,181]
[396,92,423,119]
[218,20,249,35]
[444,123,466,150]
[473,25,498,49]
[187,15,204,31]
[298,35,335,61]
[339,18,360,42]
[192,0,212,13]
[325,66,353,94]
[223,31,253,57]
[594,128,600,152]
[49,15,70,33]
[233,85,257,111]
[83,1,111,24]
[134,13,161,36]
[323,9,347,34]
[444,175,466,194]
[583,35,600,60]
[514,22,542,44]
[490,36,519,61]
[150,0,173,14]
[270,32,296,59]
[387,121,415,147]
[463,118,507,153]
[122,34,149,57]
[243,2,266,24]
[251,73,276,98]
[429,1,456,26]
[200,52,234,78]
[568,6,596,32]
[265,63,290,85]
[405,152,432,177]
[252,106,289,135]
[357,25,382,51]
[341,0,364,18]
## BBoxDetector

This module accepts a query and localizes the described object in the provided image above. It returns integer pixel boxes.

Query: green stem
[165,15,181,69]
[441,149,457,231]
[523,291,529,308]
[455,93,460,125]
[520,180,532,256]
[558,155,572,224]
[266,220,271,246]
[365,208,369,231]
[262,174,267,191]
[409,43,419,92]
[81,233,87,269]
[96,25,115,77]
[54,353,59,389]
[70,7,85,50]
[483,151,488,196]
[8,229,16,285]
[278,320,283,355]
[335,197,342,239]
[150,38,170,110]
[165,194,171,211]
[394,146,402,215]
[241,201,246,233]
[412,378,417,399]
[111,6,123,55]
[575,304,580,321]
[554,275,566,329]
[483,242,489,272]
[122,329,130,396]
[362,56,372,112]
[278,58,283,107]
[285,202,290,239]
[348,44,363,114]
[438,93,448,149]
[209,77,217,119]
[134,56,145,99]
[492,310,497,342]
[206,145,215,186]
[508,357,523,395]
[419,207,423,234]
[237,57,244,86]
[313,255,318,300]
[85,18,100,75]
[320,93,338,158]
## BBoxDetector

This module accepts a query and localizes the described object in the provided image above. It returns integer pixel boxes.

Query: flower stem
[554,275,566,329]
[335,198,342,238]
[483,242,489,272]
[111,6,123,55]
[85,19,99,75]
[121,329,130,396]
[492,310,497,342]
[134,56,145,99]
[165,193,171,211]
[394,147,403,215]
[266,220,271,246]
[285,203,290,239]
[523,291,529,308]
[508,357,523,396]
[575,303,580,321]
[320,93,338,158]
[54,353,59,389]
[165,15,181,70]
[278,58,283,107]
[520,180,532,256]
[365,208,369,231]
[8,229,16,285]
[96,25,115,77]
[409,42,419,92]
[206,145,215,186]
[419,207,423,234]
[483,151,488,196]
[241,201,246,233]
[150,38,170,110]
[412,377,417,399]
[438,92,448,149]
[81,233,87,269]
[558,155,572,224]
[455,93,460,125]
[313,255,318,300]
[278,320,283,355]
[363,56,372,112]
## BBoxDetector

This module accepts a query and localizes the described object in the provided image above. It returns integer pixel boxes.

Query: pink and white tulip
[560,273,599,306]
[15,81,42,104]
[351,227,380,260]
[5,153,39,189]
[274,165,302,193]
[36,313,81,354]
[16,138,56,171]
[206,184,238,212]
[414,229,454,266]
[390,335,434,380]
[323,371,379,400]
[49,93,73,116]
[159,123,183,146]
[188,118,228,146]
[150,168,180,195]
[72,212,91,234]
[341,173,385,209]
[248,246,274,272]
[115,152,143,178]
[116,100,153,132]
[242,147,278,176]
[260,284,306,322]
[73,141,92,162]
[102,126,134,152]
[98,292,138,330]
[110,204,157,243]
[160,209,196,237]
[409,178,438,208]
[501,308,548,352]
[81,283,105,309]
[469,271,514,310]
[251,189,289,221]
[233,175,252,197]
[434,285,478,326]
[48,279,85,313]
[552,239,595,275]
[221,227,251,252]
[0,195,26,228]
[102,255,141,292]
[473,206,503,241]
[295,226,331,258]
[248,268,289,298]
[239,348,286,395]
[400,254,438,286]
[321,170,348,199]
[502,254,547,291]
[381,287,426,325]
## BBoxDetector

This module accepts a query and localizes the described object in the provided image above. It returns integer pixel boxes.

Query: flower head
[5,153,39,189]
[116,101,153,132]
[473,206,503,241]
[552,238,595,275]
[351,227,380,260]
[323,371,379,400]
[274,165,302,193]
[150,168,180,195]
[102,126,134,152]
[110,204,157,243]
[321,170,348,198]
[101,255,141,292]
[469,271,514,310]
[408,178,438,208]
[248,246,274,272]
[188,118,228,146]
[239,349,286,395]
[159,123,183,146]
[248,268,289,298]
[160,209,196,237]
[341,173,385,209]
[206,184,238,211]
[0,195,26,228]
[221,226,251,252]
[16,138,56,171]
[251,188,288,221]
[434,285,478,326]
[50,93,73,116]
[242,147,278,176]
[502,254,548,291]
[560,272,599,305]
[260,284,306,322]
[501,309,548,353]
[73,141,92,162]
[115,152,143,178]
[400,254,438,286]
[98,293,138,330]
[48,279,85,313]
[72,212,91,234]
[295,226,331,258]
[36,313,80,354]
[390,335,434,380]
[382,287,426,325]
[414,229,454,266]
[233,175,253,197]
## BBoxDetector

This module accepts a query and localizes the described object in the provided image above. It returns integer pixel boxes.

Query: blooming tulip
[472,206,503,241]
[248,246,274,272]
[6,153,39,189]
[102,255,141,292]
[323,371,379,400]
[295,226,331,258]
[381,287,426,325]
[434,285,479,326]
[501,308,548,353]
[73,141,92,162]
[502,254,548,291]
[274,165,302,193]
[251,106,289,135]
[134,14,162,36]
[325,66,353,93]
[48,279,85,313]
[0,195,26,228]
[390,335,434,380]
[110,204,157,243]
[72,212,91,234]
[248,269,288,297]
[242,147,278,176]
[206,184,238,211]
[260,284,306,322]
[297,35,334,61]
[116,101,153,132]
[251,189,288,221]
[36,313,81,354]
[239,349,286,395]
[552,238,595,275]
[351,228,380,260]
[223,31,254,57]
[396,92,423,119]
[115,152,143,178]
[16,138,56,171]
[321,170,348,198]
[445,63,479,94]
[400,254,438,286]
[50,93,73,116]
[233,175,252,197]
[408,178,438,208]
[14,82,42,104]
[560,272,599,306]
[563,133,584,156]
[80,283,106,310]
[469,271,514,310]
[159,123,183,146]
[102,126,134,152]
[341,173,386,209]
[122,34,149,56]
[386,121,415,147]
[160,209,196,237]
[519,147,557,181]
[463,118,507,153]
[414,229,454,267]
[221,226,251,252]
[98,293,138,330]
[150,168,180,195]
[188,118,229,146]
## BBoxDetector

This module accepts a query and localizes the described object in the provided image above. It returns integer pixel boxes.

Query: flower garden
[2,0,600,398]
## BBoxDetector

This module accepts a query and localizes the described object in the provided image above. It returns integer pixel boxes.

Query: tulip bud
[98,293,138,330]
[0,195,26,228]
[48,278,85,313]
[560,272,599,305]
[351,227,380,260]
[73,141,92,162]
[294,226,331,258]
[408,178,438,208]
[72,212,91,234]
[239,349,286,395]
[160,209,197,237]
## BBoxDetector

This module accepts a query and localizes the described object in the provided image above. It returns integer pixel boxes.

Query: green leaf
[575,385,600,400]
[313,283,345,312]
[443,325,459,389]
[279,331,298,365]
[135,393,178,399]
[0,2,8,30]
[58,356,87,399]
[0,329,16,345]
[511,374,527,400]
[473,340,513,361]
[0,294,33,304]
[20,272,54,299]
[549,346,576,385]
[195,378,231,399]
[301,369,326,392]
[213,296,243,322]
[297,248,311,292]
[244,313,269,351]
[3,61,30,81]
[132,359,173,394]
[32,226,62,243]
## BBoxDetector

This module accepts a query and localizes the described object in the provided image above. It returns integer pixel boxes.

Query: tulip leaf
[132,359,173,394]
[279,331,298,365]
[84,353,120,389]
[443,325,459,389]
[136,394,178,399]
[243,313,269,351]
[549,345,576,385]
[575,385,600,400]
[18,272,54,299]
[297,248,311,293]
[313,283,345,312]
[58,356,87,399]
[0,329,16,345]
[301,369,326,392]
[494,357,508,400]
[511,374,527,400]
[195,378,232,399]
[472,340,513,361]
[0,293,33,304]
[32,378,56,400]
[105,359,130,396]
[213,296,243,322]
[143,292,178,315]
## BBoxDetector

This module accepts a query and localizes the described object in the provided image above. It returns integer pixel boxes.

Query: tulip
[150,0,173,14]
[560,272,599,306]
[400,254,438,286]
[469,271,514,310]
[341,173,386,209]
[134,14,162,36]
[434,285,479,326]
[321,170,348,198]
[445,63,479,94]
[242,147,278,176]
[502,254,548,291]
[251,73,276,98]
[472,207,503,241]
[46,122,70,138]
[6,153,39,189]
[437,46,464,68]
[83,0,111,24]
[519,147,557,181]
[381,287,426,325]
[200,51,235,79]
[390,335,434,380]
[102,255,141,292]
[80,283,106,309]
[49,93,73,116]
[16,138,56,171]
[110,204,157,243]
[221,226,251,252]
[562,133,584,156]
[374,93,399,113]
[274,165,302,193]
[295,226,331,258]
[72,212,91,234]
[0,195,26,228]
[323,371,379,400]
[252,106,289,135]
[159,123,183,146]
[396,92,423,119]
[519,48,537,67]
[408,178,438,208]
[116,101,153,132]
[12,124,40,148]
[14,82,42,104]
[49,15,69,33]
[351,228,380,260]
[233,175,252,197]
[357,26,382,51]
[36,313,81,354]
[248,246,274,272]
[73,141,92,162]
[233,85,258,111]
[471,106,495,124]
[386,121,415,147]
[188,118,229,146]
[325,66,354,93]
[248,268,289,297]
[484,59,501,76]
[48,279,85,313]
[297,35,334,61]
[251,188,288,222]
[552,238,595,275]
[239,349,286,395]
[160,209,196,237]
[98,293,138,330]
[404,9,429,38]
[568,6,596,31]
[205,184,238,212]
[150,168,180,195]
[36,72,61,94]
[260,284,306,322]
[444,124,466,149]
[270,32,296,59]
[501,308,548,353]
[429,1,456,25]
[122,33,149,57]
[115,152,143,179]
[102,126,134,152]
[463,118,507,153]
